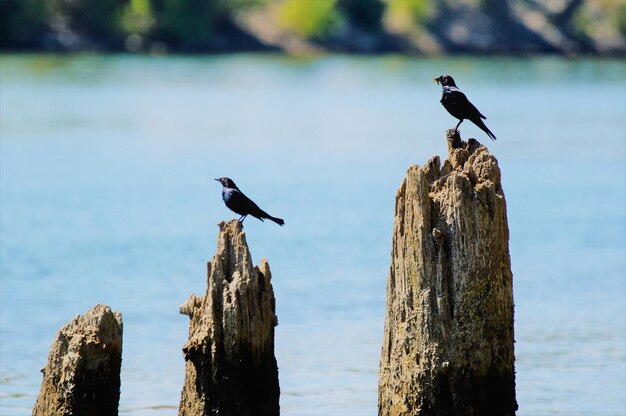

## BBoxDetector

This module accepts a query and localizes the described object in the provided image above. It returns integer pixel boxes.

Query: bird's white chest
[222,188,237,202]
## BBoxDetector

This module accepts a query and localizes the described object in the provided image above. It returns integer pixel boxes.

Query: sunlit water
[1,54,624,415]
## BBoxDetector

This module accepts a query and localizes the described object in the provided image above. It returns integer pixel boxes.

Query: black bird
[215,177,284,226]
[434,75,497,141]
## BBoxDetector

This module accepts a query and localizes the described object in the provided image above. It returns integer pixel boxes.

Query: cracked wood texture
[179,220,279,416]
[32,304,123,416]
[378,130,517,416]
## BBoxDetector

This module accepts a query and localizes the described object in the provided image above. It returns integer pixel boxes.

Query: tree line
[2,0,624,54]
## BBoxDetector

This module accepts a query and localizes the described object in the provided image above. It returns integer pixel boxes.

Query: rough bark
[378,130,517,416]
[179,220,279,416]
[32,304,123,416]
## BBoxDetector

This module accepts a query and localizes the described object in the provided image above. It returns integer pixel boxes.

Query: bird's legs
[453,118,464,132]
[238,214,248,224]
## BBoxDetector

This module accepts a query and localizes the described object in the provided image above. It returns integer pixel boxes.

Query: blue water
[1,54,624,415]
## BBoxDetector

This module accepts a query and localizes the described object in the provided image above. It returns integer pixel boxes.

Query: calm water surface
[1,54,624,415]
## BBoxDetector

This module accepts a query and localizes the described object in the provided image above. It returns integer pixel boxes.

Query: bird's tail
[255,210,285,226]
[473,118,497,141]
[267,215,285,226]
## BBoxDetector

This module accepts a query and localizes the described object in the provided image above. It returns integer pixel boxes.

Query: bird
[433,75,497,141]
[214,177,284,226]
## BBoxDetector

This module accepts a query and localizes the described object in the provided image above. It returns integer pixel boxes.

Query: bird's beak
[214,178,220,182]
[433,77,441,85]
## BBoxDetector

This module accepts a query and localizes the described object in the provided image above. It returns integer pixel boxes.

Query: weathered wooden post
[179,220,280,416]
[33,304,123,416]
[378,130,517,416]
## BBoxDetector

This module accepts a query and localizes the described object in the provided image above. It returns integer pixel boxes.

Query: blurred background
[2,0,625,55]
[1,1,625,416]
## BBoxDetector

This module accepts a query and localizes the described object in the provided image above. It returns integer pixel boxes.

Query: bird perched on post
[215,177,284,226]
[433,75,497,141]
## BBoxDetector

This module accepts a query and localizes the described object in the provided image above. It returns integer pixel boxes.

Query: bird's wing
[469,100,487,120]
[444,88,468,109]
[234,190,267,215]
[229,190,248,207]
[224,189,250,212]
[448,88,486,119]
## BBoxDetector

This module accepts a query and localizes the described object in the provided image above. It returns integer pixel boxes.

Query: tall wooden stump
[32,304,123,416]
[179,220,280,416]
[378,130,517,416]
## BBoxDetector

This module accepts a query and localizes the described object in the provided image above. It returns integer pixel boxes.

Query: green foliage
[573,0,626,38]
[0,0,50,48]
[572,5,593,37]
[120,0,155,36]
[151,0,262,45]
[615,3,626,35]
[385,0,431,32]
[152,0,219,44]
[47,0,127,44]
[337,0,385,31]
[277,0,341,39]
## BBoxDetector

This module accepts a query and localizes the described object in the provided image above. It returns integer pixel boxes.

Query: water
[1,54,624,415]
